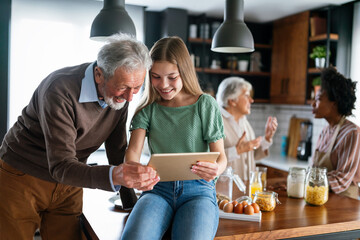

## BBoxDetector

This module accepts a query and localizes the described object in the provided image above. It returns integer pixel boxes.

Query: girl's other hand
[191,161,219,182]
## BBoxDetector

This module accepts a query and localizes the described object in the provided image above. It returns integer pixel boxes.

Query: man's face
[95,66,146,110]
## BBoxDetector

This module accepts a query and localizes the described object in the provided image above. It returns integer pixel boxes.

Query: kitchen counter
[257,152,310,172]
[81,176,360,240]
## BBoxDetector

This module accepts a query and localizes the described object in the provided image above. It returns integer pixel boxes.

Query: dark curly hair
[320,66,357,116]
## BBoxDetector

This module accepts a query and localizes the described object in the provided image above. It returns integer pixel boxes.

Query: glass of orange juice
[249,171,262,199]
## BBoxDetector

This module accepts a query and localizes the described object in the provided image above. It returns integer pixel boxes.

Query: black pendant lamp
[90,0,136,41]
[211,0,254,53]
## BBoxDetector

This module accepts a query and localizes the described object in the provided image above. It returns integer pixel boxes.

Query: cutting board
[287,117,309,158]
[219,210,262,222]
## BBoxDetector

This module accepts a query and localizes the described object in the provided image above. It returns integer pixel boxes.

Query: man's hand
[235,132,262,154]
[112,161,160,191]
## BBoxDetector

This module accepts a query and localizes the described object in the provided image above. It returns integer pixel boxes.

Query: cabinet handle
[285,78,289,94]
[281,78,285,94]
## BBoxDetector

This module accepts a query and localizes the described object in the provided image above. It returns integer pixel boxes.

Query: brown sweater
[0,63,128,191]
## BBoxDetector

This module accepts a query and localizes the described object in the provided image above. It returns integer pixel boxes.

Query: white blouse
[221,107,272,180]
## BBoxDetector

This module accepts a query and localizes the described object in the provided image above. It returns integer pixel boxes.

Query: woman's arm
[328,130,360,193]
[191,138,227,182]
[121,128,160,190]
[125,128,147,163]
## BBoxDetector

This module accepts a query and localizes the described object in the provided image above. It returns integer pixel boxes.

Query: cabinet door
[270,11,309,104]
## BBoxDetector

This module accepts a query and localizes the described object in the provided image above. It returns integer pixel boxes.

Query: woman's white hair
[216,77,252,108]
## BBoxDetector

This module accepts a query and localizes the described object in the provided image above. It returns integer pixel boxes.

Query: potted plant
[309,45,330,68]
[312,76,321,96]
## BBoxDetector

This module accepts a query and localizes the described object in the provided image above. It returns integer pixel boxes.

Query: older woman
[312,67,360,199]
[216,77,278,180]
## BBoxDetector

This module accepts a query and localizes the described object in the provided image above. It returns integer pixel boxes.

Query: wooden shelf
[254,99,270,103]
[309,33,339,42]
[188,38,212,44]
[232,70,271,76]
[255,43,272,49]
[202,68,231,74]
[188,38,272,49]
[308,68,322,74]
[197,68,270,76]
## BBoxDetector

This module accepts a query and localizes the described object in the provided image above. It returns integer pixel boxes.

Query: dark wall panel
[0,0,11,141]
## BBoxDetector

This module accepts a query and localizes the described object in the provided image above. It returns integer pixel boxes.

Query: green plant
[312,76,321,86]
[309,45,330,59]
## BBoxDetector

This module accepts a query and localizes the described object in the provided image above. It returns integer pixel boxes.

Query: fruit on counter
[219,199,229,210]
[244,204,254,215]
[233,202,244,214]
[251,203,260,213]
[231,200,238,207]
[223,202,234,213]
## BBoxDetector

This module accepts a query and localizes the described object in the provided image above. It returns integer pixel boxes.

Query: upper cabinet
[187,14,273,102]
[270,11,310,104]
[270,6,340,105]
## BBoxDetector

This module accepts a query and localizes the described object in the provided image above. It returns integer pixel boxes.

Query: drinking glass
[256,166,267,191]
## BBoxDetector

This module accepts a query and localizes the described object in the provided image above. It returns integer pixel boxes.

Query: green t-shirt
[131,94,225,154]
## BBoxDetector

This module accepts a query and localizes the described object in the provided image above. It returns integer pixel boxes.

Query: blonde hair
[135,36,203,115]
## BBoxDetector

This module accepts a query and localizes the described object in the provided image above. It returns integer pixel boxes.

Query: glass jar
[249,171,262,199]
[287,167,306,198]
[216,166,233,201]
[253,191,280,212]
[304,167,329,206]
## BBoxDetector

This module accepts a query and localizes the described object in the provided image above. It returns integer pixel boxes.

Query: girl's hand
[191,161,219,182]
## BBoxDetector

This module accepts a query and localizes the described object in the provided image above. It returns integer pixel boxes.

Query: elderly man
[0,34,159,240]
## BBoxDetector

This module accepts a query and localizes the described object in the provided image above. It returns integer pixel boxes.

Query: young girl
[121,36,227,240]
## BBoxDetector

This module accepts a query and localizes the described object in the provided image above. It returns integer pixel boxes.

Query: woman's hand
[264,116,278,142]
[191,161,219,182]
[235,132,262,154]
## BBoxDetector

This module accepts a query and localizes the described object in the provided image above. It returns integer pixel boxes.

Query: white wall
[10,0,145,132]
[349,1,360,124]
[247,104,327,158]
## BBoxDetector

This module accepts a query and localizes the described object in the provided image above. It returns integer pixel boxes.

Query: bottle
[249,171,262,199]
[304,167,329,206]
[287,167,306,198]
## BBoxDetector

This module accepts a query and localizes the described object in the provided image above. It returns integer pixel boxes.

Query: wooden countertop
[82,178,360,240]
[215,178,360,239]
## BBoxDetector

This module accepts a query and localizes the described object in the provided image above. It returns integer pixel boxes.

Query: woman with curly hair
[312,66,360,199]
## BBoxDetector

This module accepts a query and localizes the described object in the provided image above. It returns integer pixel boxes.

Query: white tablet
[147,152,220,182]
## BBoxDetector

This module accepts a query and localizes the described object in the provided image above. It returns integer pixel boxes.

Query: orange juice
[250,182,262,199]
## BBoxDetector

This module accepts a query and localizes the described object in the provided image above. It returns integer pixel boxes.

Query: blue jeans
[121,180,219,240]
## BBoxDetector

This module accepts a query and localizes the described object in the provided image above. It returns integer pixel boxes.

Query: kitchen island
[81,174,360,240]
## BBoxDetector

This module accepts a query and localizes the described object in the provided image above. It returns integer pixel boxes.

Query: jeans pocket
[196,179,215,190]
[0,160,25,176]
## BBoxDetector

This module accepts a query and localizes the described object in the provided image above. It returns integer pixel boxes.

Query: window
[10,0,145,141]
